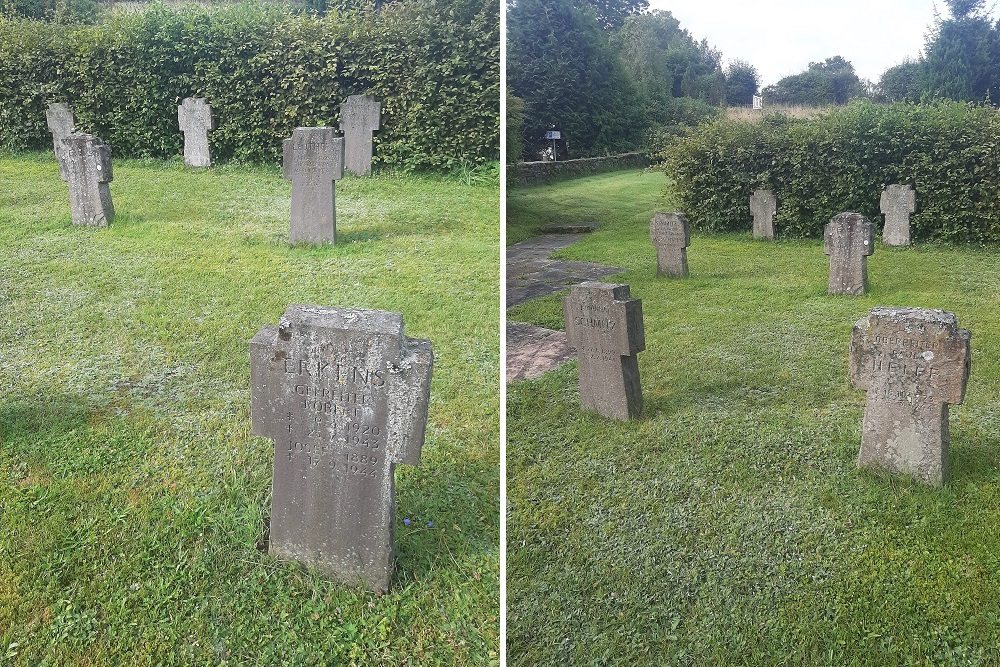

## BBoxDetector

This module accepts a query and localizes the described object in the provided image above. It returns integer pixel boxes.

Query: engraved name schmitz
[850,306,971,486]
[282,127,345,244]
[251,305,433,592]
[563,282,645,420]
[650,212,691,278]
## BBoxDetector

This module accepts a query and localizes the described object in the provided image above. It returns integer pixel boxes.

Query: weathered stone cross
[650,212,691,278]
[282,127,345,244]
[850,307,971,486]
[61,133,114,227]
[880,184,916,246]
[824,212,874,295]
[341,94,381,177]
[177,97,215,168]
[563,282,645,420]
[250,304,433,592]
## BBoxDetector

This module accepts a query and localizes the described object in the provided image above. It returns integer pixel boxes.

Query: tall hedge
[660,101,1000,244]
[0,0,499,169]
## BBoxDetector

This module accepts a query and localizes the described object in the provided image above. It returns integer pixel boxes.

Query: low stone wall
[509,152,649,186]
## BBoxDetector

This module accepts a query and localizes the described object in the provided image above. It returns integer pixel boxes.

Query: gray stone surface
[506,322,573,381]
[563,282,644,420]
[250,304,433,592]
[650,212,690,278]
[850,307,971,486]
[824,212,874,295]
[46,103,75,177]
[506,234,621,309]
[282,127,345,244]
[880,184,916,246]
[750,189,776,240]
[177,97,215,168]
[61,133,114,227]
[341,95,381,177]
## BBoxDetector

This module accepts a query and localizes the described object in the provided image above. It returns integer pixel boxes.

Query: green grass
[0,153,499,666]
[507,169,1000,666]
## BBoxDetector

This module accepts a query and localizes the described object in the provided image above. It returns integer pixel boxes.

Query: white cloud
[646,0,945,86]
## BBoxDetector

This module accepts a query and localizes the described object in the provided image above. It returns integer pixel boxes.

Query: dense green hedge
[660,101,1000,243]
[0,0,499,169]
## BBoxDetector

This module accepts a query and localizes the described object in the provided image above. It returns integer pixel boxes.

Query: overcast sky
[647,0,953,86]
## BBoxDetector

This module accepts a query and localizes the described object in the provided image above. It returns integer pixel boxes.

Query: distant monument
[177,97,215,168]
[61,133,114,227]
[563,282,645,420]
[650,212,691,278]
[824,212,874,295]
[750,189,776,240]
[850,307,971,486]
[340,95,381,176]
[251,304,433,592]
[45,103,75,175]
[282,127,345,244]
[880,184,916,246]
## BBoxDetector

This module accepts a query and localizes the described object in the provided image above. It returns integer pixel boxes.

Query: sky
[647,0,948,86]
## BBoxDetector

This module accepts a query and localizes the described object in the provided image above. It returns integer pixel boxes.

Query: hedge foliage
[660,101,1000,244]
[0,0,499,169]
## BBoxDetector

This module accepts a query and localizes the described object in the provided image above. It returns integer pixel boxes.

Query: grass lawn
[0,153,499,666]
[507,169,1000,666]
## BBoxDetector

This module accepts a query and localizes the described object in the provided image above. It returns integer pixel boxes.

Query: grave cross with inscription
[177,97,215,168]
[750,189,776,240]
[563,282,645,420]
[46,102,75,176]
[340,94,381,177]
[61,133,114,227]
[650,212,691,278]
[850,307,971,486]
[250,304,433,592]
[880,184,916,246]
[282,127,345,244]
[824,212,874,295]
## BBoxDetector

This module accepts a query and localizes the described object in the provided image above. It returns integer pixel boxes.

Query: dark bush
[0,0,499,170]
[659,101,1000,244]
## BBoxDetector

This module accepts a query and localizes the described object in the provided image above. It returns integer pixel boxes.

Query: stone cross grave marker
[750,189,776,240]
[880,184,916,247]
[46,103,75,177]
[177,97,215,168]
[650,212,691,278]
[563,282,645,420]
[282,127,345,244]
[250,304,433,592]
[850,307,971,486]
[824,212,874,295]
[61,133,114,227]
[341,94,381,177]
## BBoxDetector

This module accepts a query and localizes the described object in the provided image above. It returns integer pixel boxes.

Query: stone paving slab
[506,322,574,382]
[506,234,621,309]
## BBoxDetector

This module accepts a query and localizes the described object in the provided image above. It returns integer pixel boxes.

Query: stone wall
[509,152,649,186]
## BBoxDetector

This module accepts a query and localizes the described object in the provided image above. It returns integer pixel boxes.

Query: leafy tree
[877,60,925,102]
[922,3,997,101]
[507,0,644,158]
[762,56,864,106]
[611,10,725,128]
[724,59,759,106]
[573,0,647,30]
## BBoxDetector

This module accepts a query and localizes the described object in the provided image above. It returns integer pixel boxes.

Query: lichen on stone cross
[60,133,114,228]
[177,97,215,168]
[824,212,874,295]
[750,189,776,240]
[340,94,381,177]
[650,212,691,278]
[282,127,345,245]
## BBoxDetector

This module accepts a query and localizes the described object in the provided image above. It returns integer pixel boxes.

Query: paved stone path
[506,233,620,382]
[506,322,574,382]
[506,234,621,308]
